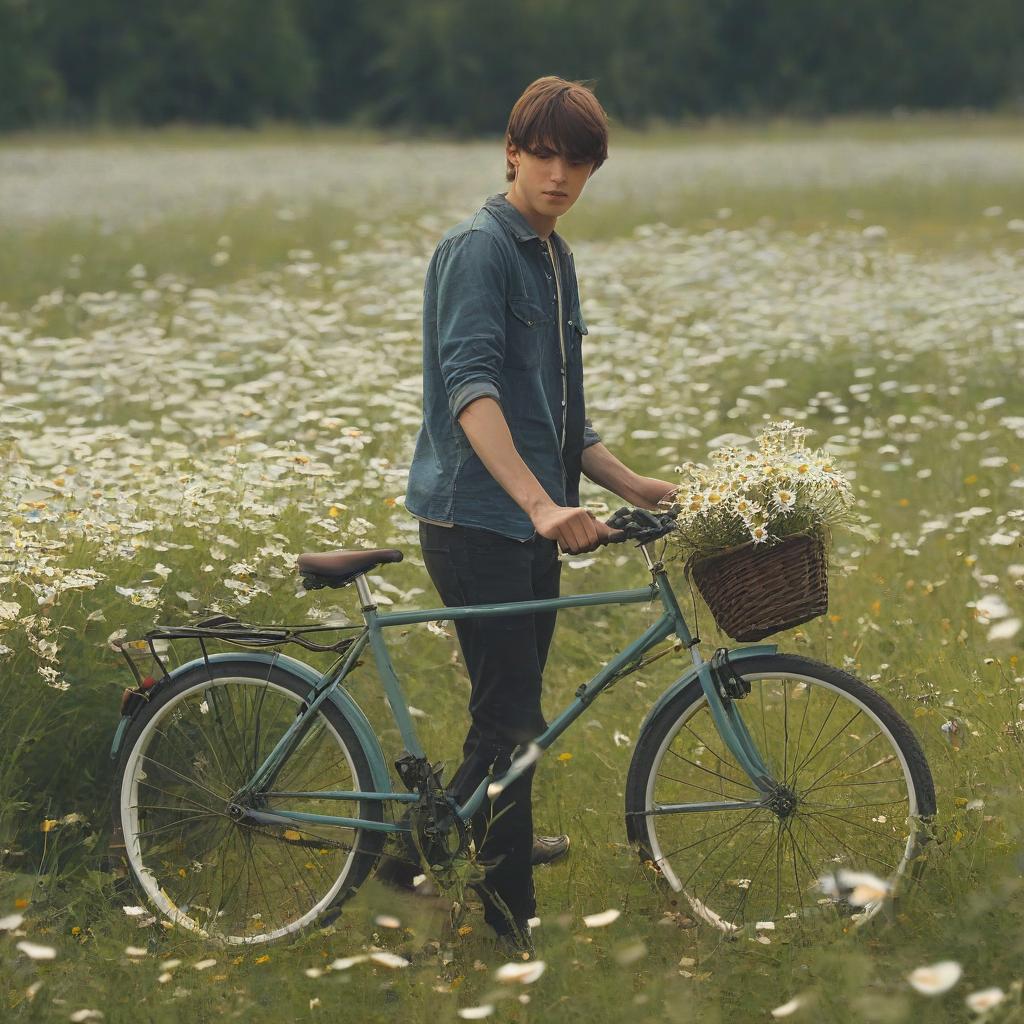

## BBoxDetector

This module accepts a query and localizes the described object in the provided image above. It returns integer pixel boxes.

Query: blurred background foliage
[2,0,1023,133]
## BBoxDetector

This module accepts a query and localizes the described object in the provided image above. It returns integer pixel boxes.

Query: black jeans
[419,519,561,934]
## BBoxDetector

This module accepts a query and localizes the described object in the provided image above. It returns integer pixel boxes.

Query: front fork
[643,544,778,798]
[692,651,778,795]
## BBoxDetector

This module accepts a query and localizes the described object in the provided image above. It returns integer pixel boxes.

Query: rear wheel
[625,654,935,934]
[111,660,386,944]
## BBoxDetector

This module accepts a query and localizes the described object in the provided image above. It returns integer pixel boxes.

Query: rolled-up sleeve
[435,230,507,421]
[583,415,602,449]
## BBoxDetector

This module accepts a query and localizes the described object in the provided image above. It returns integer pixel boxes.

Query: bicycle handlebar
[601,502,681,546]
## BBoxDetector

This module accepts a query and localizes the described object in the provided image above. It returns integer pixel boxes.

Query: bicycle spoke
[722,822,779,925]
[804,776,907,794]
[205,685,252,783]
[140,751,232,804]
[801,807,908,848]
[655,769,754,803]
[798,729,885,794]
[788,690,841,777]
[135,810,220,840]
[688,817,776,922]
[802,810,901,874]
[680,721,759,791]
[665,745,757,793]
[793,707,864,779]
[659,807,766,864]
[782,682,790,785]
[134,777,224,819]
[788,682,814,788]
[151,720,235,798]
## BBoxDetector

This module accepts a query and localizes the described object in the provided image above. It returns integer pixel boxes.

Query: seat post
[354,574,375,611]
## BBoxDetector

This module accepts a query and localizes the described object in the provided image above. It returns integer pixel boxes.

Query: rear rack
[114,613,365,690]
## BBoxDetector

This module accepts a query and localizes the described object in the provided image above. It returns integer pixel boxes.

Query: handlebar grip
[602,527,631,544]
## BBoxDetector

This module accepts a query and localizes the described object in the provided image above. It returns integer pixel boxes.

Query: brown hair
[505,76,609,182]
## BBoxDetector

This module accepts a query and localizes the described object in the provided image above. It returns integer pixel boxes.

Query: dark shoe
[531,834,570,866]
[494,922,536,960]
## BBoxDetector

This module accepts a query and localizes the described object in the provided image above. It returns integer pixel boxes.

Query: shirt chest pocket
[504,296,553,370]
[566,303,588,367]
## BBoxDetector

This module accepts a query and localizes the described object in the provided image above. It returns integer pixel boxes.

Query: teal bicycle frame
[236,542,780,838]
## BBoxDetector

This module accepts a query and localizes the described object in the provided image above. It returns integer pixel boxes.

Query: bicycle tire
[110,658,386,945]
[625,653,935,934]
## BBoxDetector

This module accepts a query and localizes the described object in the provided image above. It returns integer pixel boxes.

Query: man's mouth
[544,191,567,197]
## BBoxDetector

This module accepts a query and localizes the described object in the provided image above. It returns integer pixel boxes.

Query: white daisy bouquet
[663,420,856,562]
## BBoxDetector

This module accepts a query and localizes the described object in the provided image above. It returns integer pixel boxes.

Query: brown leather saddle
[297,547,403,590]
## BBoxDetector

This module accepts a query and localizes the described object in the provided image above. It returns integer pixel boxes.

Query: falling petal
[330,955,369,971]
[16,941,57,960]
[771,996,804,1018]
[965,988,1005,1013]
[908,961,962,995]
[368,952,409,969]
[495,960,546,983]
[583,908,621,928]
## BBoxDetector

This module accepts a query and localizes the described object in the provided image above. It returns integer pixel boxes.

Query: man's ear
[506,141,520,171]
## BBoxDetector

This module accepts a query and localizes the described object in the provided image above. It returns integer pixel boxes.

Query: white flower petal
[16,940,57,960]
[965,987,1005,1013]
[582,908,621,928]
[771,995,804,1017]
[495,960,546,984]
[368,952,409,969]
[329,955,368,971]
[908,960,962,995]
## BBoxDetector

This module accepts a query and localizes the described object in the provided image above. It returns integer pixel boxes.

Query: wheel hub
[767,785,799,819]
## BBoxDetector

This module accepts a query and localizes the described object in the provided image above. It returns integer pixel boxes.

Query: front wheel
[625,654,935,934]
[111,659,386,945]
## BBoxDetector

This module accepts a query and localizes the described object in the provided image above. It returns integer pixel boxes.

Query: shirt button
[561,399,567,406]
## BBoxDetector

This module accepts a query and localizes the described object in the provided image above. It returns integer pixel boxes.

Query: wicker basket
[686,530,829,642]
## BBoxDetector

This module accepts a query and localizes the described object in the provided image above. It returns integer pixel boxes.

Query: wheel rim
[120,676,366,944]
[643,670,924,934]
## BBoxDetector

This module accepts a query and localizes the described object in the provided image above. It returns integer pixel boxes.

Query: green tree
[0,0,63,128]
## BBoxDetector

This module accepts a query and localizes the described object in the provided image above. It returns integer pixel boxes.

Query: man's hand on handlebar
[532,505,626,554]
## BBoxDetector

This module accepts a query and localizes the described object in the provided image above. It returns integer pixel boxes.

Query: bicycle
[108,504,935,946]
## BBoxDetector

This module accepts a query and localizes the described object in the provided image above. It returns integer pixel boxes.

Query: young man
[399,76,677,952]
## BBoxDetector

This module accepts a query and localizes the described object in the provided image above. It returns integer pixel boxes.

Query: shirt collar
[483,192,573,256]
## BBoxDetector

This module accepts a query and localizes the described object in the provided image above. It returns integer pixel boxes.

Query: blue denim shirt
[405,192,602,542]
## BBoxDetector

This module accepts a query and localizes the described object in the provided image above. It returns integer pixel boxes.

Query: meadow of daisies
[1,119,1023,1022]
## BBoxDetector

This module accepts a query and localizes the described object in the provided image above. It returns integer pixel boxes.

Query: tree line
[2,0,1022,132]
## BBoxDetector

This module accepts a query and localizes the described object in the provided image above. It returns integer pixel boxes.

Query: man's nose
[550,157,568,183]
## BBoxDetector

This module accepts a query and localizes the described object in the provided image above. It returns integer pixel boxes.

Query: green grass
[2,119,1024,1022]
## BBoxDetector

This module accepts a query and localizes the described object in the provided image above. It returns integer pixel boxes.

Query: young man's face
[506,140,594,225]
